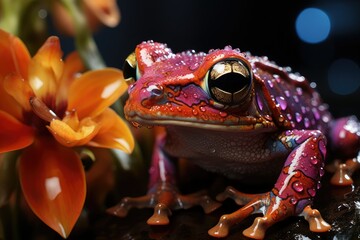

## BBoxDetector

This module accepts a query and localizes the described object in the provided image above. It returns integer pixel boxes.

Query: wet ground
[91,172,360,240]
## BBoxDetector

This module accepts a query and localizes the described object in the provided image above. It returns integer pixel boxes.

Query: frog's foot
[209,188,330,239]
[329,158,360,186]
[208,190,270,239]
[107,182,221,225]
[300,205,331,232]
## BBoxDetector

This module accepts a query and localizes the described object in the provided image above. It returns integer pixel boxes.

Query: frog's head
[123,41,274,131]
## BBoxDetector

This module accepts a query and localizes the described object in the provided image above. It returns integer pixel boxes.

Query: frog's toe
[301,205,331,232]
[106,195,152,217]
[147,203,171,225]
[107,182,220,225]
[209,194,268,238]
[242,216,269,240]
[330,158,359,186]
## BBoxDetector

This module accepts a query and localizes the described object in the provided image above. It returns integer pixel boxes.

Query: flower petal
[84,0,121,27]
[3,73,35,112]
[57,52,85,106]
[0,29,31,118]
[67,68,127,119]
[19,138,86,238]
[0,110,34,153]
[0,29,30,79]
[88,108,134,153]
[28,36,64,100]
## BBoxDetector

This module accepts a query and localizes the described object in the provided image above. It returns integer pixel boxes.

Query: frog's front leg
[328,116,360,186]
[209,130,331,239]
[107,132,221,225]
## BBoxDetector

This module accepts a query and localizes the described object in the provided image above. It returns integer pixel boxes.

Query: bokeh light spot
[328,59,360,95]
[296,8,331,44]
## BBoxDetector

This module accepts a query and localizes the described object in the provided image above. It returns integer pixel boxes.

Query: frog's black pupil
[210,72,250,93]
[207,60,252,105]
[123,60,137,80]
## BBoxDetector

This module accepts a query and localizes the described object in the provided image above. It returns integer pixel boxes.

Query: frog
[107,41,360,239]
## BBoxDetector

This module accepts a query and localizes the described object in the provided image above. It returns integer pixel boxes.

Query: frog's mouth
[125,110,275,132]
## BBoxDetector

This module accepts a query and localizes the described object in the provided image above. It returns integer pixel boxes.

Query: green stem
[59,0,106,70]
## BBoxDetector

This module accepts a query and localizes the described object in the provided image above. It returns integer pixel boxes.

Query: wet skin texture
[107,41,360,239]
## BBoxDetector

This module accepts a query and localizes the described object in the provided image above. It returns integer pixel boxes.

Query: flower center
[26,96,66,135]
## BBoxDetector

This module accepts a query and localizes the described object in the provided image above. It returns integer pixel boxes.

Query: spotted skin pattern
[107,41,360,239]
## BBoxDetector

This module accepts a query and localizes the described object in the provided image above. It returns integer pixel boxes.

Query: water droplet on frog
[310,156,318,165]
[219,111,228,117]
[284,90,290,98]
[311,108,320,120]
[267,80,274,88]
[189,62,200,71]
[193,93,199,99]
[295,112,302,123]
[308,188,316,197]
[304,117,310,128]
[176,107,182,112]
[275,96,287,110]
[296,87,303,96]
[256,95,264,111]
[182,92,188,98]
[292,181,304,192]
[168,92,174,98]
[293,95,299,103]
[317,181,322,189]
[192,109,198,115]
[278,114,285,122]
[224,45,233,50]
[290,197,298,205]
[319,167,325,177]
[301,106,306,114]
[200,106,206,112]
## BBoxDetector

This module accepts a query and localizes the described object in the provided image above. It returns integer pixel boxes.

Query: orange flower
[0,29,134,238]
[52,0,121,36]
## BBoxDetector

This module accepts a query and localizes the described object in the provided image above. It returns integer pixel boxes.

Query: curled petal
[88,108,134,153]
[68,68,127,119]
[19,138,86,238]
[4,73,35,111]
[0,29,30,79]
[48,117,100,147]
[0,29,31,118]
[0,110,34,153]
[84,0,121,27]
[28,37,64,99]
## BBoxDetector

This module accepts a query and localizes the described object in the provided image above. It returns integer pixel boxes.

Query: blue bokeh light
[295,8,331,44]
[328,59,360,95]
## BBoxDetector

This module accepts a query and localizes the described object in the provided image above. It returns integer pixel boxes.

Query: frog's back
[250,56,332,134]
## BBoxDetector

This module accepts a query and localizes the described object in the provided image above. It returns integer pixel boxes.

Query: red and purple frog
[108,41,360,239]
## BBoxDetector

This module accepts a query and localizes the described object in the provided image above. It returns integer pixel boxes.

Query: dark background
[61,0,360,119]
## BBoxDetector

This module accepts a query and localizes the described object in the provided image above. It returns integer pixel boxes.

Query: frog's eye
[204,59,252,106]
[123,52,140,85]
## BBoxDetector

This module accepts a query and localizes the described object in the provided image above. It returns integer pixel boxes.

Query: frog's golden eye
[204,59,252,106]
[123,52,139,85]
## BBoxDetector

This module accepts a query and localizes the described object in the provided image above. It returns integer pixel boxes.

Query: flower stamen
[30,96,60,122]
